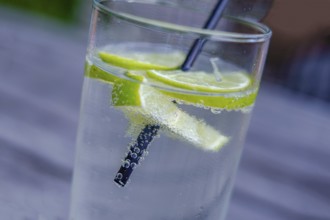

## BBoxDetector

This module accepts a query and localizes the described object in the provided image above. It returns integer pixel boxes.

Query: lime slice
[112,77,229,151]
[162,89,257,110]
[85,64,257,110]
[146,70,256,109]
[147,70,251,92]
[99,51,184,70]
[85,63,120,83]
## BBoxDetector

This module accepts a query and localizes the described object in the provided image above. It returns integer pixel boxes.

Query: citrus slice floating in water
[146,69,256,109]
[99,51,185,70]
[147,70,251,92]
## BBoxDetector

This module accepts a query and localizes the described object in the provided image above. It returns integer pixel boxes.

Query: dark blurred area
[0,0,329,220]
[263,0,330,101]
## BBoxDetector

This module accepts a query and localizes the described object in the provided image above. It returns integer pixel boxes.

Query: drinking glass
[69,1,271,220]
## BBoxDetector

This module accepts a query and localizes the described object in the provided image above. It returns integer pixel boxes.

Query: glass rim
[93,0,272,43]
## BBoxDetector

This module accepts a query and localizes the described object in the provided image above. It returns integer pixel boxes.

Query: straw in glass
[114,0,229,187]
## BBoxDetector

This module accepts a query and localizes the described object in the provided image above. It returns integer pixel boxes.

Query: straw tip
[114,176,127,187]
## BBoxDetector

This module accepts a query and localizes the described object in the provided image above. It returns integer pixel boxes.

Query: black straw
[114,0,229,187]
[114,125,160,186]
[181,0,229,71]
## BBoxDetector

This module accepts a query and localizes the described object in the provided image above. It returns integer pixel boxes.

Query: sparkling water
[69,46,254,220]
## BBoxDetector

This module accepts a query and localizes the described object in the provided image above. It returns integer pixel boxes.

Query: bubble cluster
[120,143,152,171]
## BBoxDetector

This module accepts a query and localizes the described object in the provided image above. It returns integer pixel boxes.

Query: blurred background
[0,0,329,219]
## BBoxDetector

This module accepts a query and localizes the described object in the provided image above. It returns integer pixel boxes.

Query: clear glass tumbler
[69,1,271,220]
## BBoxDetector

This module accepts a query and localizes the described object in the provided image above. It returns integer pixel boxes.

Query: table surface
[1,9,330,220]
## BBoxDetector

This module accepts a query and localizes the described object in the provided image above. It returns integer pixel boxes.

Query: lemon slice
[112,77,229,152]
[99,51,184,70]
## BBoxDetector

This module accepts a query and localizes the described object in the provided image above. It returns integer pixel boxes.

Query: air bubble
[122,160,130,168]
[131,162,137,169]
[143,151,149,156]
[211,108,222,114]
[241,105,253,113]
[131,153,138,159]
[115,173,123,180]
[175,100,184,105]
[133,147,140,153]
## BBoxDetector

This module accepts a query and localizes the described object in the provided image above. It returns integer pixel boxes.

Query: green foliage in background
[0,0,80,22]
